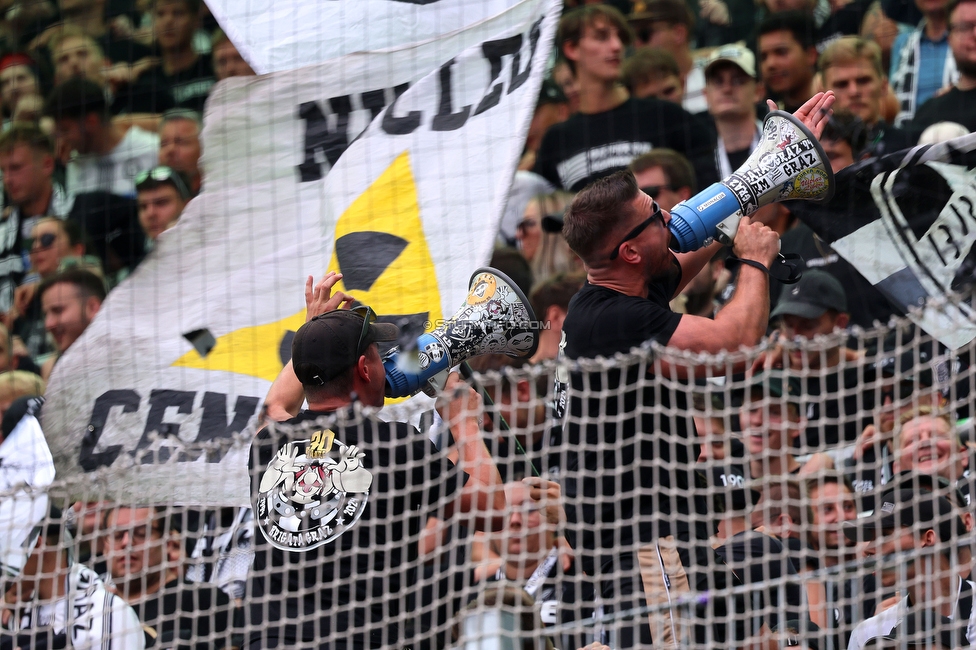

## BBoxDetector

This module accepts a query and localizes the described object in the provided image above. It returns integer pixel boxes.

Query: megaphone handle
[459,361,541,479]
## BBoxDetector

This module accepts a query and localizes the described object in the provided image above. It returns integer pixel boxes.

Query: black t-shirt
[130,578,236,649]
[792,366,878,448]
[248,409,460,649]
[715,531,805,642]
[111,76,176,116]
[97,33,153,67]
[148,57,216,114]
[909,87,976,136]
[776,222,902,329]
[558,272,704,556]
[532,97,718,192]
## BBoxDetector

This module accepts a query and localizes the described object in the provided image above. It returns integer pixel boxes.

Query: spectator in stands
[5,508,145,649]
[471,478,591,650]
[620,48,684,104]
[550,58,580,114]
[805,471,858,568]
[532,5,717,192]
[32,0,153,67]
[517,191,579,285]
[49,27,175,115]
[490,245,534,297]
[892,408,970,493]
[136,165,192,246]
[0,126,69,318]
[152,0,216,113]
[765,269,878,448]
[520,81,570,172]
[159,109,202,195]
[890,0,959,127]
[758,11,819,112]
[627,0,707,113]
[715,477,811,645]
[844,488,974,648]
[0,53,39,124]
[818,110,868,172]
[211,29,256,81]
[910,0,976,134]
[45,78,159,197]
[250,290,506,647]
[0,326,41,376]
[820,37,912,156]
[628,148,694,213]
[39,268,106,377]
[554,89,833,643]
[103,505,236,649]
[703,44,764,180]
[529,271,585,364]
[14,218,96,360]
[740,371,832,477]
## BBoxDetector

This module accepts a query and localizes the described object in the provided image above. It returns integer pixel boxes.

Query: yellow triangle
[171,151,442,386]
[326,151,443,322]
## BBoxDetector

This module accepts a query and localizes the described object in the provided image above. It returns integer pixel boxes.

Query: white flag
[42,0,560,506]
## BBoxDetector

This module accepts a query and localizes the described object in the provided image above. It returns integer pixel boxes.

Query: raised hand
[768,91,835,140]
[305,271,354,322]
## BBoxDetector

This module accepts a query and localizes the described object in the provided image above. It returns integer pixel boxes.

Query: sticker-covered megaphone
[383,268,540,398]
[668,110,835,253]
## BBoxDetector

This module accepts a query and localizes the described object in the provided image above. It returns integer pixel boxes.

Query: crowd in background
[0,0,973,647]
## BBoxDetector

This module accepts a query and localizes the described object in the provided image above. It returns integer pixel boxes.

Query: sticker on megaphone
[383,268,540,398]
[668,110,835,253]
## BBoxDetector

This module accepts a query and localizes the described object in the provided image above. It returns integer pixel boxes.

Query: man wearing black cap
[136,166,192,247]
[844,488,976,649]
[247,302,506,649]
[767,269,877,449]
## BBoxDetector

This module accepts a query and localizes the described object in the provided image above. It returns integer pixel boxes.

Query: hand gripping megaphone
[383,268,540,398]
[668,110,835,253]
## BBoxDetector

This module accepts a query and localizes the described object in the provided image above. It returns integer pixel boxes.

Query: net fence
[3,312,976,650]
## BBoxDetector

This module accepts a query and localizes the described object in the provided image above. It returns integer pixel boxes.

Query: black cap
[842,488,967,545]
[771,269,847,320]
[292,310,398,386]
[877,332,940,388]
[737,370,802,406]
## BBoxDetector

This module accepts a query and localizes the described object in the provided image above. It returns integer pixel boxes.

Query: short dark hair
[489,246,534,297]
[757,10,818,51]
[629,148,697,193]
[39,268,107,305]
[557,5,633,74]
[803,469,855,500]
[636,0,696,32]
[621,48,680,93]
[562,170,639,262]
[45,78,108,122]
[530,271,585,319]
[0,123,54,156]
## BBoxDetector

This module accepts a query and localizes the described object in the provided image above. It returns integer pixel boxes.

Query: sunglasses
[135,165,191,200]
[351,305,376,355]
[609,201,663,260]
[27,232,57,251]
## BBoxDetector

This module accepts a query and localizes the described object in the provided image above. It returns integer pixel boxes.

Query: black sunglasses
[27,232,57,251]
[640,185,676,199]
[609,202,663,260]
[352,305,376,355]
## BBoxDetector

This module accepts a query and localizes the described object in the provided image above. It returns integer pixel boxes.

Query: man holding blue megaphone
[554,91,835,648]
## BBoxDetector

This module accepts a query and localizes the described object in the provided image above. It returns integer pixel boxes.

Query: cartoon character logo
[255,431,373,551]
[467,273,497,305]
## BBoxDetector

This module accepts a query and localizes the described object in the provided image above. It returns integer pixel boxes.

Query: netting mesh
[3,312,975,649]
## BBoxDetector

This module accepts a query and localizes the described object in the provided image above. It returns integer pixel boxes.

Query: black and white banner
[790,133,976,350]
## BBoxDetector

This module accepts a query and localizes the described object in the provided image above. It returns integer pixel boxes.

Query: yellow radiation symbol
[171,151,443,383]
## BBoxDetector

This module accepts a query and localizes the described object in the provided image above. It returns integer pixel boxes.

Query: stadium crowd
[0,0,973,648]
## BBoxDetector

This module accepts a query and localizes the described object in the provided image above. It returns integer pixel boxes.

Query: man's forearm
[714,263,770,347]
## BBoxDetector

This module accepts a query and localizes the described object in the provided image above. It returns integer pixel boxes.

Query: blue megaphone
[668,110,835,253]
[383,268,539,398]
